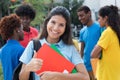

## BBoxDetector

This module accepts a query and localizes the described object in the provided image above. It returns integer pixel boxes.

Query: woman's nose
[53,25,59,30]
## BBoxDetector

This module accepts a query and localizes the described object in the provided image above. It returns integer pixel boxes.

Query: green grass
[0,63,3,80]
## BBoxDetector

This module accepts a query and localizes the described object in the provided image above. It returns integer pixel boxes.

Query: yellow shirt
[97,27,120,80]
[73,39,79,51]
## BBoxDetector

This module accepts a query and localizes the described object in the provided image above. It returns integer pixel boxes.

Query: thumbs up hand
[26,50,43,72]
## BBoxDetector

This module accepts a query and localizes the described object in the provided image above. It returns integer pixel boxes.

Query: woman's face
[98,15,107,27]
[47,15,66,42]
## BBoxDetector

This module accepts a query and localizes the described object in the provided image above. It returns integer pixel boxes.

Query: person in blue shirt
[19,6,90,80]
[77,6,101,80]
[0,14,24,80]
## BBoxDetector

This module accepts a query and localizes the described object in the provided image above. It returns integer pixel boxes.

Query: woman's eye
[51,21,55,24]
[59,24,64,27]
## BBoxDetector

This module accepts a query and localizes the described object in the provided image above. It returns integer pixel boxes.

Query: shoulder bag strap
[32,39,41,56]
[29,39,41,80]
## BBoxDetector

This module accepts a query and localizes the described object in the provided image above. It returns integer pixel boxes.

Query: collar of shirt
[7,39,20,44]
[41,38,65,48]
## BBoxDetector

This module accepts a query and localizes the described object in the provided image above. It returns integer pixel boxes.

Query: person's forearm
[80,42,84,58]
[91,45,102,58]
[40,64,90,80]
[19,65,31,80]
[80,51,84,58]
[56,73,89,80]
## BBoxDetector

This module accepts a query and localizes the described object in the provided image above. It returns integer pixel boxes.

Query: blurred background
[0,0,120,39]
[0,0,120,79]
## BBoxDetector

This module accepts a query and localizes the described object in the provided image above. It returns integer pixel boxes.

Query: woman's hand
[26,52,43,72]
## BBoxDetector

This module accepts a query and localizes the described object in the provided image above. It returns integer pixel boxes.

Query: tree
[69,0,84,25]
[0,0,10,18]
[25,0,54,27]
[0,0,22,19]
[9,0,22,13]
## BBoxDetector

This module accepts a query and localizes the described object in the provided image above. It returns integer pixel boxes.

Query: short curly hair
[0,14,21,40]
[15,3,36,20]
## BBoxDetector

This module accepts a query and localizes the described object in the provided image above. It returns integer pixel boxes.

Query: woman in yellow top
[91,5,120,80]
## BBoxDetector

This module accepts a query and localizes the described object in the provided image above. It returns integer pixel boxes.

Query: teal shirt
[79,22,101,71]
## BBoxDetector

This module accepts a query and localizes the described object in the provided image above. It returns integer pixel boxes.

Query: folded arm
[91,45,102,58]
[39,63,90,80]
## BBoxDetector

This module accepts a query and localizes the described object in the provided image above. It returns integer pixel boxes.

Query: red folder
[35,43,75,74]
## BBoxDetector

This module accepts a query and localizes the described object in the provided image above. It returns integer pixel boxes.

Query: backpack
[12,39,41,80]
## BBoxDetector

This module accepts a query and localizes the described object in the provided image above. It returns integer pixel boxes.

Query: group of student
[77,5,120,80]
[0,2,120,80]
